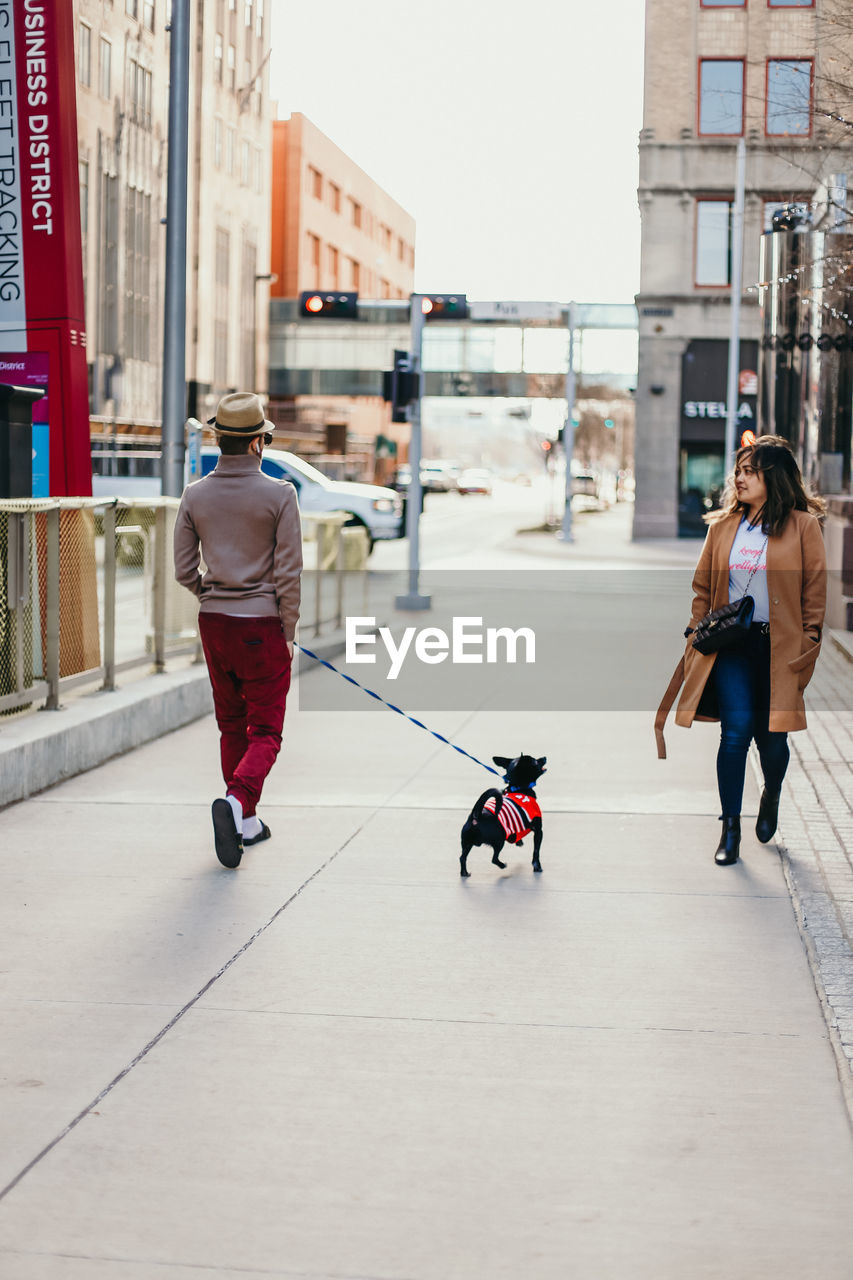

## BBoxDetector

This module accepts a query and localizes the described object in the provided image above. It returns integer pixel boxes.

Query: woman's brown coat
[655,509,826,758]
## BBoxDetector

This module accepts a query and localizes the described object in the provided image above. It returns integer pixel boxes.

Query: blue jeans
[713,625,790,819]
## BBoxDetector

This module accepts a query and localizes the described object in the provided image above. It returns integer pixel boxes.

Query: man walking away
[174,392,302,868]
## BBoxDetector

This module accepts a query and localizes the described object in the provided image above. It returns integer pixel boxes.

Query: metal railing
[0,498,368,718]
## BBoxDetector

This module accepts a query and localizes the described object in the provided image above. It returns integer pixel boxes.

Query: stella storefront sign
[0,0,90,496]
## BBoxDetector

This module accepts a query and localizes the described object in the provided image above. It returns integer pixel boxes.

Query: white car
[201,447,403,549]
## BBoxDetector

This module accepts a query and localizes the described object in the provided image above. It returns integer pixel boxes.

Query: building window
[763,198,810,230]
[227,44,236,91]
[768,1,813,6]
[240,139,250,186]
[100,172,119,354]
[214,117,223,169]
[143,0,155,30]
[307,233,320,287]
[350,258,360,290]
[214,34,223,84]
[78,22,92,87]
[124,186,152,361]
[695,199,732,286]
[128,60,152,128]
[766,60,812,135]
[97,38,111,100]
[215,227,231,382]
[256,0,264,38]
[328,245,339,287]
[79,161,89,235]
[350,198,362,228]
[126,0,138,16]
[254,147,263,193]
[226,126,235,175]
[308,166,322,199]
[240,236,257,388]
[245,0,253,26]
[329,182,341,213]
[698,60,744,135]
[700,0,745,6]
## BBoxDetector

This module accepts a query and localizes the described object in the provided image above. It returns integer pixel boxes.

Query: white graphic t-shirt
[729,517,769,623]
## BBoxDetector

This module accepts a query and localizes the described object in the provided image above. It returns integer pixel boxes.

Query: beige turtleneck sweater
[173,454,302,641]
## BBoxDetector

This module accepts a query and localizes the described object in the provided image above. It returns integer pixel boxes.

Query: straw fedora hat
[207,391,274,440]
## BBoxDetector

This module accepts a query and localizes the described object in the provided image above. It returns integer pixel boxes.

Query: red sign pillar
[0,0,91,496]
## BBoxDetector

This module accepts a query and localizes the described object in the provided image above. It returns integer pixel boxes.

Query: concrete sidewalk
[1,682,853,1277]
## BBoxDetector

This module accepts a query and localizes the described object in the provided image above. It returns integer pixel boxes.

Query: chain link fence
[0,499,368,719]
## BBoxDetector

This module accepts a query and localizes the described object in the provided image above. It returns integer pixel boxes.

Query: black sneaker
[243,821,271,847]
[212,799,243,868]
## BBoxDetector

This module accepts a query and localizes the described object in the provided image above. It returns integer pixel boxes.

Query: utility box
[0,384,44,499]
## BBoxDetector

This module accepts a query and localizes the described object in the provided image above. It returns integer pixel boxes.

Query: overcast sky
[269,0,645,307]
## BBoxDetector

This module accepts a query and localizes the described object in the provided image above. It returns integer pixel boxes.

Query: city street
[1,499,852,1278]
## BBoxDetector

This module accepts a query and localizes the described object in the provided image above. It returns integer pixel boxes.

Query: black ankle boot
[756,789,781,844]
[715,816,741,866]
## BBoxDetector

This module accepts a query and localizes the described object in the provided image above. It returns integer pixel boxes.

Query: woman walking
[655,435,826,865]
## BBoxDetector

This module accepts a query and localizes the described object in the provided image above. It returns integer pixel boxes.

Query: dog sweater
[482,790,541,842]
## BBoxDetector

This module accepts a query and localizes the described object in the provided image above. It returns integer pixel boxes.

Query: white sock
[226,794,243,830]
[243,815,263,839]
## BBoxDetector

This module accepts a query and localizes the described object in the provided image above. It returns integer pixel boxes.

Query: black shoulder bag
[688,536,767,656]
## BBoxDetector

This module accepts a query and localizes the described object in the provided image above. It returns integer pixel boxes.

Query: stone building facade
[73,0,273,443]
[636,0,853,537]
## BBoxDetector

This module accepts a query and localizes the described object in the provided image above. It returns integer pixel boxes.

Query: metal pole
[160,0,191,497]
[396,294,430,610]
[724,138,747,472]
[560,301,576,542]
[44,507,60,709]
[102,503,117,691]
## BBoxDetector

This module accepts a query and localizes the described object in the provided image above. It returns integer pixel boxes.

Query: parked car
[420,461,459,492]
[456,468,493,496]
[200,448,403,550]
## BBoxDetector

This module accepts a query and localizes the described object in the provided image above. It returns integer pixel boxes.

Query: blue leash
[296,643,503,781]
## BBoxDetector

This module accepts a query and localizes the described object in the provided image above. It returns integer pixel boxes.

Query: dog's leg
[491,833,507,869]
[460,823,476,878]
[530,818,543,873]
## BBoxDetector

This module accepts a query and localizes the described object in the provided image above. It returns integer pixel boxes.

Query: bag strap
[654,655,685,760]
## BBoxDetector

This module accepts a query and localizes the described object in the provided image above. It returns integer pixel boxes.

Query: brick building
[268,114,415,467]
[636,0,853,537]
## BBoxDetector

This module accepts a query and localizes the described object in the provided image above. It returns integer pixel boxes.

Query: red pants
[198,613,292,817]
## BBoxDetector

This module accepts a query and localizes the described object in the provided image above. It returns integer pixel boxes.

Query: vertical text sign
[0,0,91,495]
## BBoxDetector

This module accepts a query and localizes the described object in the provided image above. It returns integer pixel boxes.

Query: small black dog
[460,754,546,878]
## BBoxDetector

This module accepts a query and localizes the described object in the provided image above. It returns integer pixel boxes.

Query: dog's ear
[493,756,511,769]
[537,756,547,771]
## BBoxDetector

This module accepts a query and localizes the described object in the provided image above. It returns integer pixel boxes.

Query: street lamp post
[395,294,431,611]
[253,272,278,394]
[160,0,191,498]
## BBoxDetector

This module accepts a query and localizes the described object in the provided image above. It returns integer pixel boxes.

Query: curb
[751,736,853,1131]
[776,842,853,1132]
[0,664,213,810]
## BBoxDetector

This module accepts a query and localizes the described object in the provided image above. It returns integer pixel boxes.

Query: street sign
[468,301,564,322]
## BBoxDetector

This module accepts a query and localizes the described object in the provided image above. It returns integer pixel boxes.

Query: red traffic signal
[299,291,358,318]
[541,440,552,451]
[420,293,468,320]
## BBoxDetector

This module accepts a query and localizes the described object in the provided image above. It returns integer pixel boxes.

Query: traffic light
[540,440,552,452]
[421,294,468,320]
[299,291,358,318]
[604,418,615,429]
[382,350,420,423]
